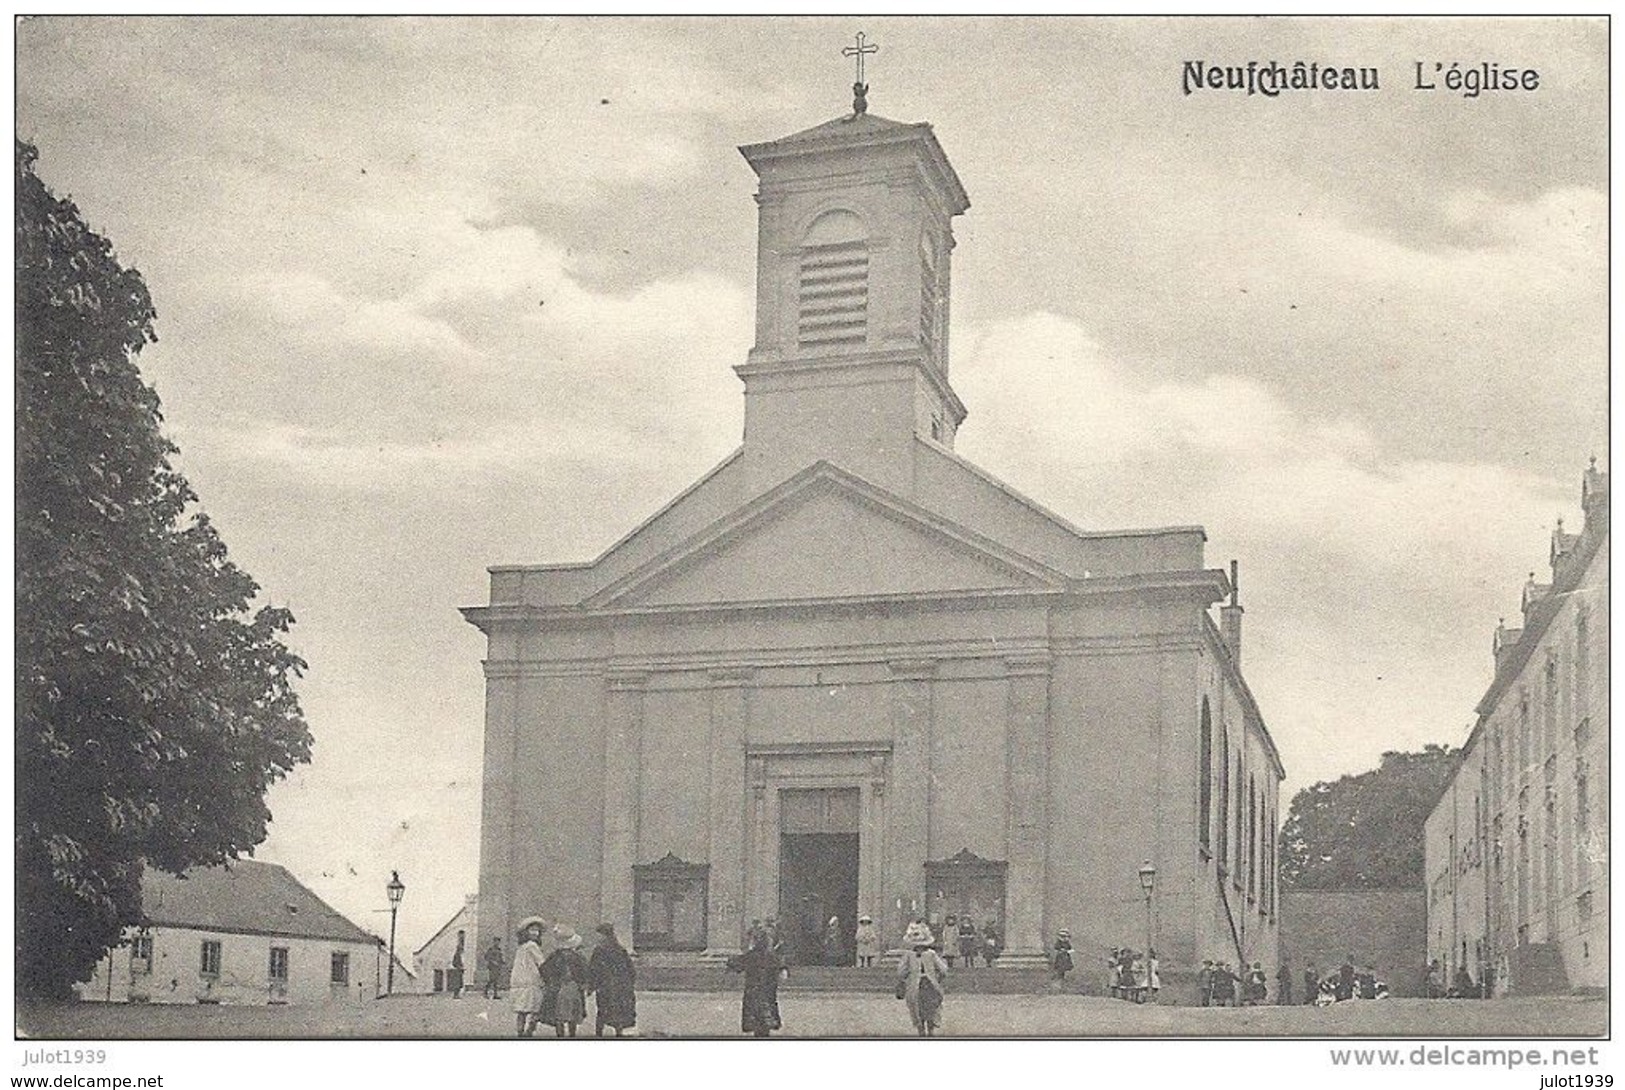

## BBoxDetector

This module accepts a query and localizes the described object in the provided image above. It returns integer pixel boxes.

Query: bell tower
[736,106,970,497]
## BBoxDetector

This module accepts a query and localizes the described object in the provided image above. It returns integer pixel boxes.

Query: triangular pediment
[587,463,1064,609]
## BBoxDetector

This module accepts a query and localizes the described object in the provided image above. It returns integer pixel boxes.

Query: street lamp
[1137,860,1156,990]
[386,870,406,996]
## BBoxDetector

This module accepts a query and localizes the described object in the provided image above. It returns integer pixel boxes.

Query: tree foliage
[15,140,314,997]
[1279,744,1459,891]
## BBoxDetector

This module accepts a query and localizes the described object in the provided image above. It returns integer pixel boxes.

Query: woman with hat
[509,917,548,1037]
[586,923,636,1037]
[854,914,881,968]
[895,921,948,1037]
[540,926,590,1037]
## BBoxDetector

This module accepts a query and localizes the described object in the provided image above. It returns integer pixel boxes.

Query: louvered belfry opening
[795,208,870,351]
[798,240,869,348]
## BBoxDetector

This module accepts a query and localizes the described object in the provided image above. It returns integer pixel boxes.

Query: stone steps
[636,963,1074,994]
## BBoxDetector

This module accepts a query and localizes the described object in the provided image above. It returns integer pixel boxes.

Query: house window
[1232,755,1245,889]
[330,951,350,985]
[200,940,222,977]
[1246,780,1258,902]
[633,854,710,952]
[1198,699,1213,857]
[1216,726,1230,874]
[130,933,153,974]
[268,947,289,982]
[1578,891,1593,921]
[433,969,445,992]
[1575,611,1589,717]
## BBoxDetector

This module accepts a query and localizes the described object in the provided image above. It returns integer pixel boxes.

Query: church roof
[139,859,376,946]
[772,111,921,144]
[740,111,970,214]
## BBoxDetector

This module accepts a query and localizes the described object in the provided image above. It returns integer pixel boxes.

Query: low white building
[80,859,386,1005]
[413,894,480,994]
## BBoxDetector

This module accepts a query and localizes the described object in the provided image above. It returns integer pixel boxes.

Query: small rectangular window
[200,940,222,977]
[269,947,289,982]
[330,951,350,985]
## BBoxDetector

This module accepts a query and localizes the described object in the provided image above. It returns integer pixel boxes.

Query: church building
[464,88,1283,997]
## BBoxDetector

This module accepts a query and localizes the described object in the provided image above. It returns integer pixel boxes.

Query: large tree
[15,140,313,997]
[1279,744,1459,891]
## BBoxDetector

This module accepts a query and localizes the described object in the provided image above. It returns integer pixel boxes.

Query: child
[854,915,881,968]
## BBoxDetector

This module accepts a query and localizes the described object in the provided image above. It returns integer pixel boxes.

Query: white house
[413,894,480,994]
[79,859,387,1005]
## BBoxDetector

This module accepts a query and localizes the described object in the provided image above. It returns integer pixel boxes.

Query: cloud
[954,310,1576,791]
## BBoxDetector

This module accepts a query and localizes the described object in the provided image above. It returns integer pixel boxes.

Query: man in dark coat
[586,923,636,1037]
[1276,960,1293,1005]
[481,937,505,999]
[728,928,781,1037]
[1336,957,1356,1002]
[1302,963,1319,1005]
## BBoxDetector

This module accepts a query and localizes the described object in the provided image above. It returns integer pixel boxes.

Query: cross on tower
[842,32,878,115]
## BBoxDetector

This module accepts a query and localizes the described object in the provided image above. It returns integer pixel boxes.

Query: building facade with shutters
[465,102,1283,998]
[1425,462,1609,995]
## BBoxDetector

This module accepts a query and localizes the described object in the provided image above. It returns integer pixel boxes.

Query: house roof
[140,859,376,946]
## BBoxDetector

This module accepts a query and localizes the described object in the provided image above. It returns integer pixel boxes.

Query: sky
[16,16,1607,953]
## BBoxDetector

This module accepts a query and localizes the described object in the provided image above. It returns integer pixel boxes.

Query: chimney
[1220,559,1244,666]
[1582,456,1609,530]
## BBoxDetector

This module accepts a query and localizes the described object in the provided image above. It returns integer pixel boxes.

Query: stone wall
[1280,889,1426,997]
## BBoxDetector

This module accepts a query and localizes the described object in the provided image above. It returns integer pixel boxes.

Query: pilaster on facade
[707,666,754,952]
[601,670,648,943]
[886,658,936,940]
[1004,653,1051,957]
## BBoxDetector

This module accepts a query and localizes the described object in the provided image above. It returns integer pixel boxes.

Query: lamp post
[386,870,406,996]
[1137,860,1156,979]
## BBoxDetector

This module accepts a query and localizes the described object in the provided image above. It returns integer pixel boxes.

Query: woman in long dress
[586,923,636,1037]
[508,917,547,1037]
[895,921,948,1037]
[540,928,589,1037]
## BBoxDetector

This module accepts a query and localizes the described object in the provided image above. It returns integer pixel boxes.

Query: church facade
[464,104,1283,995]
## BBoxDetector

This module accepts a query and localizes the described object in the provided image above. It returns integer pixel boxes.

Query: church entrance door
[778,788,860,967]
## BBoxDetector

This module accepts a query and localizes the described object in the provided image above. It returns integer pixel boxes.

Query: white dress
[509,940,545,1013]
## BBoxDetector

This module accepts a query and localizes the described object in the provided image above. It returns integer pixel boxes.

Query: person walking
[1302,963,1319,1006]
[1146,947,1161,1001]
[1336,956,1356,1002]
[1050,929,1074,985]
[854,915,881,968]
[508,917,547,1037]
[540,927,589,1037]
[1197,960,1214,1006]
[1424,958,1445,999]
[586,923,636,1037]
[482,937,505,1000]
[957,916,980,969]
[1246,961,1268,1005]
[824,916,844,966]
[1211,961,1237,1007]
[981,920,1002,967]
[895,921,948,1037]
[1276,959,1293,1005]
[728,926,782,1037]
[448,930,466,998]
